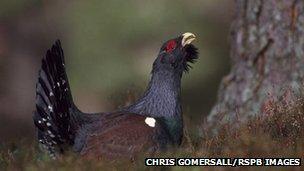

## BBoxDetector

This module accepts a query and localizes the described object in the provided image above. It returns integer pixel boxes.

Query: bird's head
[153,32,198,73]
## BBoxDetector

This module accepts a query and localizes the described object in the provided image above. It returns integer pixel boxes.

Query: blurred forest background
[0,0,234,141]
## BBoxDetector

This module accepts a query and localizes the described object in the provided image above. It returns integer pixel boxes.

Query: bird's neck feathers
[125,66,183,119]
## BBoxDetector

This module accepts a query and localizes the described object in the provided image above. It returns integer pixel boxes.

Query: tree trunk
[207,0,304,126]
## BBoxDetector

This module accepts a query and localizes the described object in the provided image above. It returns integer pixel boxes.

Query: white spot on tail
[49,92,54,96]
[145,117,156,127]
[48,105,53,112]
[48,130,55,138]
[46,122,51,126]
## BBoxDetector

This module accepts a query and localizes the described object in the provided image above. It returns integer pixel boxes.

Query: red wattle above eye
[166,40,176,52]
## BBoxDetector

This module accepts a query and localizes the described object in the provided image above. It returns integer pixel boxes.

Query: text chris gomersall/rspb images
[145,158,301,167]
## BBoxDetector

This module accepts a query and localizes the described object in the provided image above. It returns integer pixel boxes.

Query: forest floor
[1,98,304,170]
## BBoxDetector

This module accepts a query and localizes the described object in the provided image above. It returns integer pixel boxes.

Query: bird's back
[74,112,172,158]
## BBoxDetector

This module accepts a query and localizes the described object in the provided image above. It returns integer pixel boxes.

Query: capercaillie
[33,33,198,159]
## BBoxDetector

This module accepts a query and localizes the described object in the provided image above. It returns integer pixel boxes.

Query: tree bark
[207,0,304,126]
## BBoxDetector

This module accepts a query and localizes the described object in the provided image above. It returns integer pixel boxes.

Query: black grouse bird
[33,33,198,159]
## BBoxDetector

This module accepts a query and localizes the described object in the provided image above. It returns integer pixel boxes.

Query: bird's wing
[79,113,166,158]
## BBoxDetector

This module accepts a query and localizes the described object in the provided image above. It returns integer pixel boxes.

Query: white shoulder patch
[145,117,156,127]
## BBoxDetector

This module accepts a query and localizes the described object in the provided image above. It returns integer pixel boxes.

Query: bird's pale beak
[182,32,196,47]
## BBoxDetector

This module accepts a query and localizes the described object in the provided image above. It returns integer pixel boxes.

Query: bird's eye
[165,40,176,53]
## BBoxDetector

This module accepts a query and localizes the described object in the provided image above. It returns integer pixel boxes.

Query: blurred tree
[207,0,304,127]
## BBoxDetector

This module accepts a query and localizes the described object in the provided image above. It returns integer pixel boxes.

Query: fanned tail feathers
[33,40,76,158]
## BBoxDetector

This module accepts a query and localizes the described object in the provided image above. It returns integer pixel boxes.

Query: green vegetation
[0,0,232,142]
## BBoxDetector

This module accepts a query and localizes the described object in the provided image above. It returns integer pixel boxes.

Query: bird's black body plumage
[33,34,198,159]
